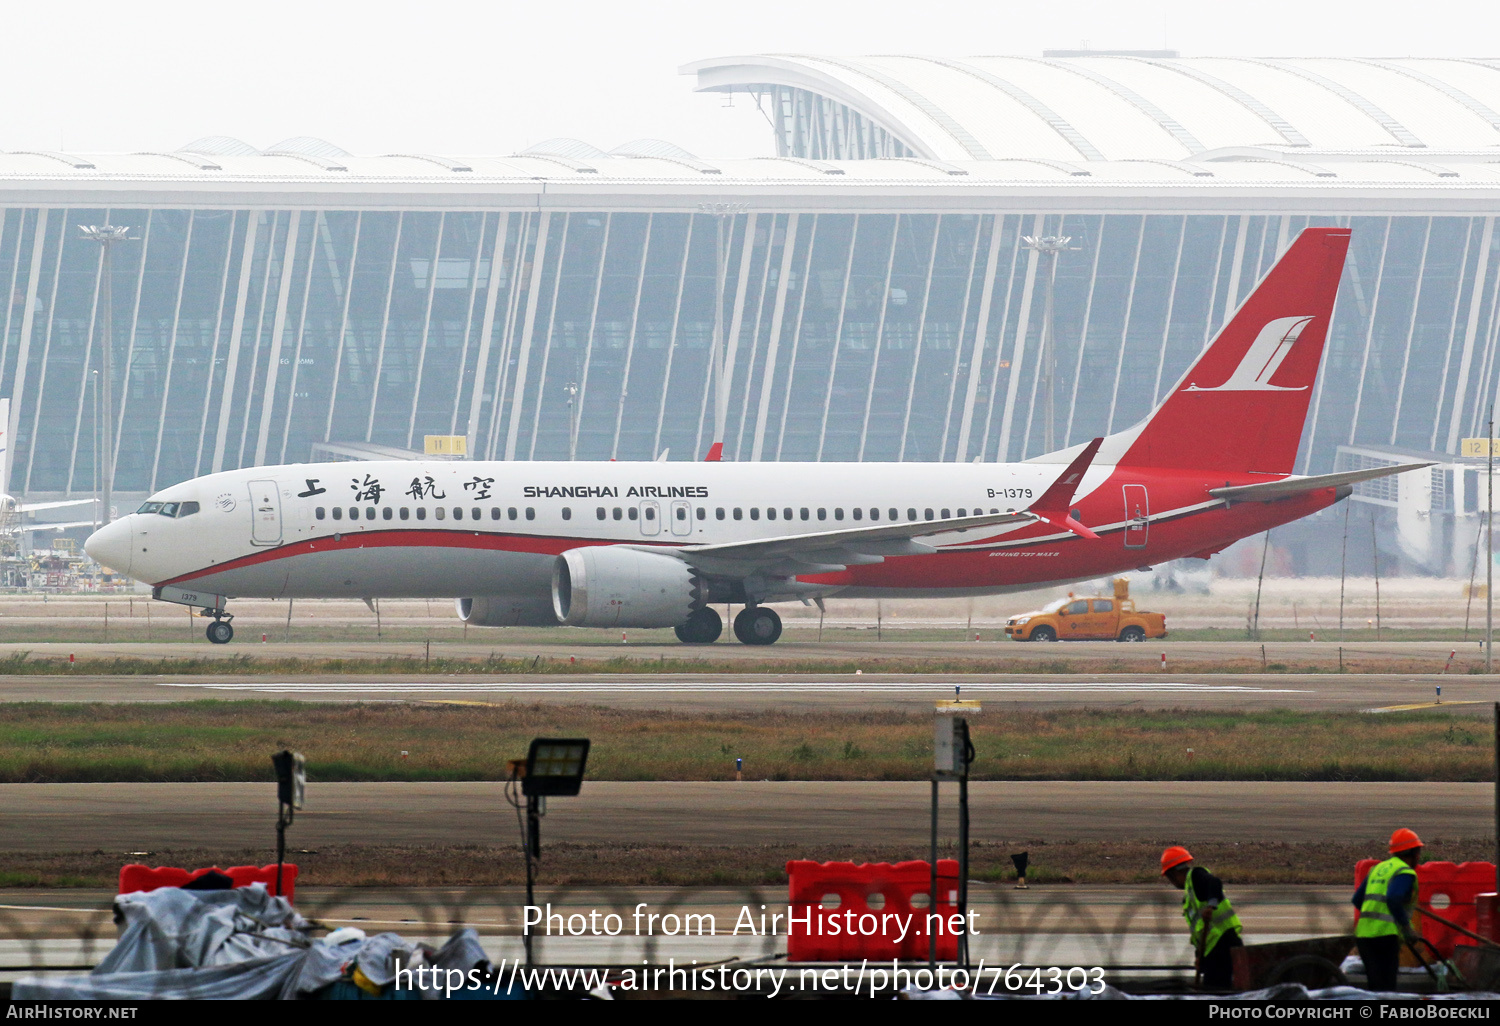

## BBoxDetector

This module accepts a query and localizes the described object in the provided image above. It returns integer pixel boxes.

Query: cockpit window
[136,502,163,515]
[159,502,179,517]
[176,501,200,518]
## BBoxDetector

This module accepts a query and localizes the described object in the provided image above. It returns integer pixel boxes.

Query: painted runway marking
[1364,700,1483,713]
[154,680,1310,694]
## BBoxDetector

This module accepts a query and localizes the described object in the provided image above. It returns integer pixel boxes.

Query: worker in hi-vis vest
[1161,846,1244,988]
[1352,828,1423,992]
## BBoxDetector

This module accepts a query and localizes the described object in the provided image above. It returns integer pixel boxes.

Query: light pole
[91,370,100,534]
[1020,235,1079,455]
[79,224,135,524]
[698,202,748,460]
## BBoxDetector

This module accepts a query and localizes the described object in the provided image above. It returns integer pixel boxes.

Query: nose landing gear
[203,614,235,645]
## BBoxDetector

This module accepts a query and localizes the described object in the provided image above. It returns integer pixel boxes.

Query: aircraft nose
[84,518,132,576]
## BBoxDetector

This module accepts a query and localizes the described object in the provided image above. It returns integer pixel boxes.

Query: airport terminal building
[6,54,1500,572]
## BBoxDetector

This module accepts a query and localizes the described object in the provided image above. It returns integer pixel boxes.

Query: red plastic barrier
[118,864,298,903]
[786,860,961,962]
[1354,859,1494,959]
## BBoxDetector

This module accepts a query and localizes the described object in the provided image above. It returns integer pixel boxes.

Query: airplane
[85,227,1430,646]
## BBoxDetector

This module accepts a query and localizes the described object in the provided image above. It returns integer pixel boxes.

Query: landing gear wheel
[1029,625,1057,643]
[206,620,234,645]
[733,606,782,646]
[674,607,723,645]
[1118,626,1146,643]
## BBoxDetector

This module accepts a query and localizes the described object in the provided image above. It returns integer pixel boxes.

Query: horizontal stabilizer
[1209,462,1434,502]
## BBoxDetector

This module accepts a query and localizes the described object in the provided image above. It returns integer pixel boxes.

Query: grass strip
[0,702,1491,783]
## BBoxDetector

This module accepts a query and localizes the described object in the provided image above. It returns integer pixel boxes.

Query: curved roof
[683,55,1500,161]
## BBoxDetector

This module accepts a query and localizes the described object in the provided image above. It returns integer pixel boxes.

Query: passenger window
[644,507,655,521]
[562,507,572,521]
[696,507,706,520]
[597,507,607,520]
[990,508,999,515]
[400,508,410,520]
[800,508,809,521]
[453,508,463,521]
[733,508,742,521]
[765,508,775,520]
[924,509,934,520]
[852,508,862,521]
[834,508,844,521]
[889,509,897,521]
[715,508,725,520]
[817,508,826,521]
[1094,600,1114,613]
[628,508,638,520]
[941,509,951,519]
[348,507,359,520]
[958,508,967,518]
[676,507,687,521]
[177,501,200,517]
[315,507,326,520]
[332,507,343,521]
[366,508,376,520]
[783,508,793,520]
[435,507,446,521]
[416,508,427,521]
[750,508,760,521]
[1066,600,1089,616]
[869,508,879,521]
[508,508,518,520]
[382,508,393,520]
[525,508,535,520]
[491,508,500,520]
[908,508,917,520]
[472,507,481,521]
[614,507,623,520]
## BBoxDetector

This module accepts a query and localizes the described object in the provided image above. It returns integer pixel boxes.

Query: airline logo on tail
[1183,316,1315,393]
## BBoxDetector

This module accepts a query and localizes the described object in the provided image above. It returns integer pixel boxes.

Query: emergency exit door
[249,480,282,546]
[638,500,661,536]
[1122,484,1149,549]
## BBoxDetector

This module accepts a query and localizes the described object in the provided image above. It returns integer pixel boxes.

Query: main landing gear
[674,607,723,645]
[203,612,235,645]
[733,606,782,646]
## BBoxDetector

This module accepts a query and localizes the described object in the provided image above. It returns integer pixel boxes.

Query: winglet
[704,441,723,462]
[1027,437,1103,540]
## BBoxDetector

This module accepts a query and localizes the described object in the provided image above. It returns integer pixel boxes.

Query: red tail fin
[704,442,723,462]
[1116,227,1350,475]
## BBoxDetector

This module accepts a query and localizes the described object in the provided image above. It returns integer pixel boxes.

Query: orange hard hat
[1161,846,1193,874]
[1389,828,1423,854]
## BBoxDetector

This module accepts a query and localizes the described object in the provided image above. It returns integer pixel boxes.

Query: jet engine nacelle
[552,545,704,628]
[455,594,558,628]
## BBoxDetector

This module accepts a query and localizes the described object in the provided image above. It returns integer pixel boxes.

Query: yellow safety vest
[1357,856,1418,939]
[1182,866,1243,954]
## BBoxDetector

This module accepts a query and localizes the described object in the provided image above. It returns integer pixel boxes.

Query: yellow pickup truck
[1005,579,1168,643]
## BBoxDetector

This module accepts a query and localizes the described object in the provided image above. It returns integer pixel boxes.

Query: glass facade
[4,205,1497,497]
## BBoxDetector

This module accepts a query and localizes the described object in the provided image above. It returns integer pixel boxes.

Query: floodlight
[521,738,590,797]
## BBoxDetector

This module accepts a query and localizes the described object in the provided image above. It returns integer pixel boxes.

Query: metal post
[929,776,938,970]
[80,225,134,524]
[1489,419,1494,673]
[275,807,287,896]
[957,719,971,967]
[1252,531,1270,641]
[1494,702,1499,893]
[1373,516,1383,643]
[1339,500,1350,643]
[525,794,541,964]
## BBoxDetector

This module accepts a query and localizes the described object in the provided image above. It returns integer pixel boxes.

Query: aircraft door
[1122,484,1148,549]
[669,500,692,537]
[249,480,283,546]
[638,500,661,536]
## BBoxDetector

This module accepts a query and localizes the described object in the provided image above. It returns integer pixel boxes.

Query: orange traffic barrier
[1355,859,1494,959]
[119,863,299,903]
[786,860,960,962]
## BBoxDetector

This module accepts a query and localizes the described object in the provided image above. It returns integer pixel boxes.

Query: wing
[19,519,97,532]
[675,509,1037,577]
[17,498,95,513]
[1209,462,1433,502]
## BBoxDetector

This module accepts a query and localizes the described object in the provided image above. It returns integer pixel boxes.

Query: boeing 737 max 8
[84,227,1428,646]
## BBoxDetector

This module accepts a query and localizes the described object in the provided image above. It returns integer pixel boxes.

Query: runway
[0,780,1487,852]
[0,671,1488,713]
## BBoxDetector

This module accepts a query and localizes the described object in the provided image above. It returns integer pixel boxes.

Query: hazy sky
[6,1,1497,159]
